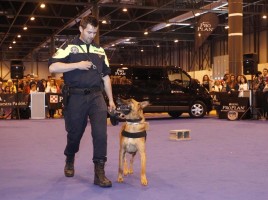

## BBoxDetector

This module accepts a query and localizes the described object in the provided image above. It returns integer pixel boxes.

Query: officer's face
[79,24,98,44]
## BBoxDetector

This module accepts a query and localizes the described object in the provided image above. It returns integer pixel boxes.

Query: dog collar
[126,118,142,123]
[121,130,147,139]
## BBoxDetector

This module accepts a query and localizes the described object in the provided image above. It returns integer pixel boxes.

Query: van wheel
[168,111,183,118]
[189,101,206,118]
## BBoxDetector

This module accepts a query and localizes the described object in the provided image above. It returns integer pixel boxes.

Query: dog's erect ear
[140,101,150,109]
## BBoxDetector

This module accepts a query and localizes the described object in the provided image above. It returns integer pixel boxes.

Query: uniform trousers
[63,90,108,162]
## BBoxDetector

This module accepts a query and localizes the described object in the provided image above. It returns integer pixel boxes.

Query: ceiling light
[9,46,12,49]
[141,49,144,52]
[262,15,267,19]
[174,39,179,43]
[17,35,21,38]
[165,23,171,27]
[122,8,127,12]
[198,33,201,37]
[102,20,107,24]
[30,16,35,21]
[23,26,27,30]
[157,44,160,48]
[40,3,46,8]
[13,41,16,44]
[169,22,191,26]
[144,31,148,35]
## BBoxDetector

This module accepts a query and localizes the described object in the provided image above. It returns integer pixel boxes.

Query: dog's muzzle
[116,104,131,115]
[108,103,132,126]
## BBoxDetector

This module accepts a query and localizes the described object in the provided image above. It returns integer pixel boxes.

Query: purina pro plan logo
[50,95,59,103]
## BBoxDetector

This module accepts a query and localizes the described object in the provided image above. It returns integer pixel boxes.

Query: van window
[167,69,190,87]
[132,68,164,80]
[133,68,148,80]
[148,69,165,80]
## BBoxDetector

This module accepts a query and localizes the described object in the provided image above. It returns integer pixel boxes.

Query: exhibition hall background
[1,26,268,81]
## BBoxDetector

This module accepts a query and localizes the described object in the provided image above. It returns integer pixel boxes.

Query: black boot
[64,156,74,177]
[94,161,112,187]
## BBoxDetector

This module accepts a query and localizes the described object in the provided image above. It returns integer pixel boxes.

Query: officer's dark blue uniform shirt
[48,37,111,88]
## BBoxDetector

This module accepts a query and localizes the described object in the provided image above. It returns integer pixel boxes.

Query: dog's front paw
[117,175,124,183]
[141,176,148,186]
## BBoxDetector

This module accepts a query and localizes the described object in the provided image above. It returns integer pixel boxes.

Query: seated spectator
[45,79,60,118]
[212,80,223,92]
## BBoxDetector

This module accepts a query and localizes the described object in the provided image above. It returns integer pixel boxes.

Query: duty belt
[69,87,101,95]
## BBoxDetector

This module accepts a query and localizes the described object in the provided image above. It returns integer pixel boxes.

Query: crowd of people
[1,68,268,119]
[0,74,64,119]
[201,68,268,118]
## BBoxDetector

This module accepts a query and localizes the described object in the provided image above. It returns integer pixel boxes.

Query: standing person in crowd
[0,81,4,118]
[0,81,3,94]
[262,69,268,118]
[48,15,116,187]
[202,74,213,91]
[37,79,46,92]
[3,82,14,119]
[236,75,242,87]
[6,79,17,93]
[238,75,248,97]
[263,68,268,84]
[253,71,265,91]
[221,73,230,92]
[226,74,238,93]
[30,83,38,94]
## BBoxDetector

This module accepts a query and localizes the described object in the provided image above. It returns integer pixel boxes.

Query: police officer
[48,15,115,187]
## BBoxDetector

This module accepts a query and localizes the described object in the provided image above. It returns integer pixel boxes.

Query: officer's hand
[79,60,93,70]
[108,100,116,113]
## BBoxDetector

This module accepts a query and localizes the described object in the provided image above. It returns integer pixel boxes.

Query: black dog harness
[121,130,147,139]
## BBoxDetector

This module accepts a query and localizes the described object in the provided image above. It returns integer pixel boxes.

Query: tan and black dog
[116,98,150,186]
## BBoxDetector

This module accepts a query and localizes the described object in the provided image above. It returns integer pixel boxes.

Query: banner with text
[195,13,219,50]
[0,94,29,108]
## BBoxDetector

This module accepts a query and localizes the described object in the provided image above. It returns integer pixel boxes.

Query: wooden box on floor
[30,92,46,119]
[169,129,191,141]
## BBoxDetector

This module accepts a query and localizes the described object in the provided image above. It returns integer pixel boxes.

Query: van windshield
[167,69,190,87]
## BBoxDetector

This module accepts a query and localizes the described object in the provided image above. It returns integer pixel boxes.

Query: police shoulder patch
[70,46,79,54]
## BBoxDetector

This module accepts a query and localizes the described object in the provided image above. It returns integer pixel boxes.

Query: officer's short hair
[80,15,99,29]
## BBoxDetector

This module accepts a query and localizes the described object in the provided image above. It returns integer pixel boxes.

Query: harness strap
[121,130,147,139]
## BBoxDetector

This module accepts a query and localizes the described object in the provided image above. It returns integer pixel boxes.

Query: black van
[110,65,212,118]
